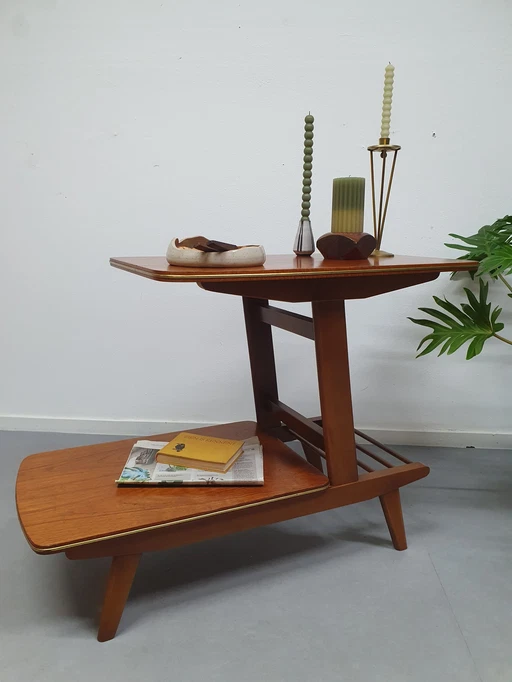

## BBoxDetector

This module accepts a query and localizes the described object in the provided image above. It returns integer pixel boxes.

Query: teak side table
[16,254,477,641]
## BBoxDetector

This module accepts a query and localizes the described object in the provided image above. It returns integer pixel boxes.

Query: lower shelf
[16,421,329,554]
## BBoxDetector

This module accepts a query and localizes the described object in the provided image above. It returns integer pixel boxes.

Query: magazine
[116,436,263,486]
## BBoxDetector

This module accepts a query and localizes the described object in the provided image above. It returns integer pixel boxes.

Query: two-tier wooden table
[16,254,476,641]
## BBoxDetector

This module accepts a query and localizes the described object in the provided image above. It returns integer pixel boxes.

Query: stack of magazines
[116,436,263,486]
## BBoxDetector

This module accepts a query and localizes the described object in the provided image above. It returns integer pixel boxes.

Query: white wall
[1,0,511,445]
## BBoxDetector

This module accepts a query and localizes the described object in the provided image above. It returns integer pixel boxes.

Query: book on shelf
[156,432,245,473]
[116,436,263,486]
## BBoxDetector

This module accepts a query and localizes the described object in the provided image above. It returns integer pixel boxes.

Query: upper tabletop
[110,255,477,283]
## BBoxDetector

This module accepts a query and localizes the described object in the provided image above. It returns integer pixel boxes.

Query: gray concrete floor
[1,431,511,682]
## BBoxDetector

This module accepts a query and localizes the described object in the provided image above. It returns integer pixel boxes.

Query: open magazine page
[117,436,263,486]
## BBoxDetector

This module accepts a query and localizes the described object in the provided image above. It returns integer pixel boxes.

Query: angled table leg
[312,300,358,486]
[243,298,282,432]
[97,554,141,642]
[380,489,407,550]
[312,299,408,549]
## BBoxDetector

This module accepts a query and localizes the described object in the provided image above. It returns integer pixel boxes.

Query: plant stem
[498,274,512,295]
[493,333,512,346]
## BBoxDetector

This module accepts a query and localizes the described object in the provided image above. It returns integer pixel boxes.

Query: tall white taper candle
[380,64,395,140]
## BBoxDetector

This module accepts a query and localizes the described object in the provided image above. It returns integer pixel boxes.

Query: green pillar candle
[331,177,365,233]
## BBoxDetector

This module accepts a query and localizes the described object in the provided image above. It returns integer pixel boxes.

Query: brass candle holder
[368,137,401,257]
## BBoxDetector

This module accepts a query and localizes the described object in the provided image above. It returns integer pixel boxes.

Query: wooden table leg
[313,299,409,550]
[243,298,282,432]
[380,489,407,550]
[312,300,358,486]
[97,554,141,642]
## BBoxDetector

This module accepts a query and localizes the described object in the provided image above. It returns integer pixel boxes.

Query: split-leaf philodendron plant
[409,215,512,360]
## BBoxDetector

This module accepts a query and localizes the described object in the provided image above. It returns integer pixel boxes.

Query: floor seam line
[428,551,484,682]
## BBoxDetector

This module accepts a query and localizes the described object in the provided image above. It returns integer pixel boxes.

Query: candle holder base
[316,232,376,260]
[371,248,394,258]
[293,218,315,256]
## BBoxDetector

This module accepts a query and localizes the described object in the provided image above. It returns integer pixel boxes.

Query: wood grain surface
[65,462,429,560]
[16,422,328,554]
[110,254,477,283]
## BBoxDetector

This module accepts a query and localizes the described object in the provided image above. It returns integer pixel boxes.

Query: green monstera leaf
[475,243,512,279]
[446,216,512,277]
[408,279,504,360]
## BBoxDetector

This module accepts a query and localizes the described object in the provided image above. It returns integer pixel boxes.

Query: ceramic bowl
[166,238,266,268]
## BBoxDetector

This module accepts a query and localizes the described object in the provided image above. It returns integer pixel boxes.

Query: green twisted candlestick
[302,114,314,220]
[293,114,315,256]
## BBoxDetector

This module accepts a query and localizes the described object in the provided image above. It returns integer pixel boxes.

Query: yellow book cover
[156,432,245,473]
